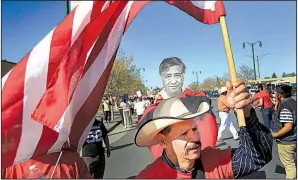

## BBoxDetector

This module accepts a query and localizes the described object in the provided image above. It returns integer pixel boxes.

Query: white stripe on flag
[54,1,131,139]
[71,2,93,46]
[2,70,12,90]
[101,1,110,12]
[76,2,134,150]
[14,29,55,163]
[191,1,217,11]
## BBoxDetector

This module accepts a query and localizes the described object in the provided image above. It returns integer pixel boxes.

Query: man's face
[160,120,201,161]
[161,65,184,97]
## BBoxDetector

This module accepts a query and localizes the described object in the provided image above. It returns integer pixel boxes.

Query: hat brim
[135,101,210,147]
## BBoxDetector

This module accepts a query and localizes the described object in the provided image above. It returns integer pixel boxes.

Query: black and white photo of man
[158,57,186,99]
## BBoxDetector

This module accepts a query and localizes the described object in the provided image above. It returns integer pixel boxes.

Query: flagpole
[66,0,70,15]
[219,16,246,127]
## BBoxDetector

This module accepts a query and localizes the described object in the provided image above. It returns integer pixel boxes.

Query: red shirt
[255,90,272,109]
[137,147,234,179]
[2,150,92,179]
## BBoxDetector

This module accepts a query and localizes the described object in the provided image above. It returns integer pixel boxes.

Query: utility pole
[66,0,70,15]
[256,56,260,80]
[243,41,262,80]
[193,71,201,85]
[255,53,273,80]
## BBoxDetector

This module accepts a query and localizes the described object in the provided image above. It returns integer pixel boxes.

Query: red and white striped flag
[2,0,225,168]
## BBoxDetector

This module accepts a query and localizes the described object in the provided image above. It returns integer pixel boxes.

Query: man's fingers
[232,79,244,88]
[235,98,251,109]
[234,92,250,104]
[232,84,248,97]
[226,81,233,93]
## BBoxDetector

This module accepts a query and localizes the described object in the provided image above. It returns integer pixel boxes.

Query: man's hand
[272,133,277,138]
[226,80,252,117]
[107,150,111,157]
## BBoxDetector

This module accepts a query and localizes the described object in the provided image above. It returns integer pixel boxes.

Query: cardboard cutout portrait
[139,57,218,160]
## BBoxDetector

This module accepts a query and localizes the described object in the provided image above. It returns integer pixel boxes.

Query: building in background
[2,59,16,78]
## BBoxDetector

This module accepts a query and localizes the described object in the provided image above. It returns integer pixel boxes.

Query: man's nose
[170,76,177,84]
[188,129,200,141]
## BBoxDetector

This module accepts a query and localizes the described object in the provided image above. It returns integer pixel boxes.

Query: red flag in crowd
[2,0,225,168]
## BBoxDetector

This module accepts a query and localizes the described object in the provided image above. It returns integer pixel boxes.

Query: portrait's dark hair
[276,84,292,98]
[159,57,186,75]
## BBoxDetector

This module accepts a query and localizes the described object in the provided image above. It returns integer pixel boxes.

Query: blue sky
[2,1,296,89]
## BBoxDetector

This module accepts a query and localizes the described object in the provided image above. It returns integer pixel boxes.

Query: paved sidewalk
[104,116,138,145]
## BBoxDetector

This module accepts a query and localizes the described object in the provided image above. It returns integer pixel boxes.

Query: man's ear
[157,134,167,147]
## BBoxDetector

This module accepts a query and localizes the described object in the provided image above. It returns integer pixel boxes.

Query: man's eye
[192,127,198,132]
[181,131,187,136]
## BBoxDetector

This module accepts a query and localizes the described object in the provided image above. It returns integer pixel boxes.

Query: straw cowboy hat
[218,86,227,94]
[135,95,210,147]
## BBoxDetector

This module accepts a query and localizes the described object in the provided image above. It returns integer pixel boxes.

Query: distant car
[212,91,220,97]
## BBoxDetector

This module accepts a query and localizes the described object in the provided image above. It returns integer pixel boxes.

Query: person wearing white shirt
[134,97,147,122]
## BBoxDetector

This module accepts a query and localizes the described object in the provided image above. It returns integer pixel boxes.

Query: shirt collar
[159,87,186,99]
[161,151,194,173]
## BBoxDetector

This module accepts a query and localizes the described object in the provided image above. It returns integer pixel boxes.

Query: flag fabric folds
[2,0,225,168]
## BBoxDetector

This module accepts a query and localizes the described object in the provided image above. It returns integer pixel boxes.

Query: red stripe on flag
[82,1,128,75]
[1,53,30,168]
[69,48,118,147]
[31,5,77,157]
[46,8,76,85]
[32,1,127,131]
[166,1,226,24]
[90,1,106,20]
[124,1,151,32]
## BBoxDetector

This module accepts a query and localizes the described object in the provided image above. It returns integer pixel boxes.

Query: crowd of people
[101,95,156,127]
[2,57,296,179]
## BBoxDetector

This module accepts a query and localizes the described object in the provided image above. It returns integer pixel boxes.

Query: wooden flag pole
[219,16,246,127]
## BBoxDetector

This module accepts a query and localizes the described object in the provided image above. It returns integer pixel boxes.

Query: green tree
[188,82,201,92]
[105,54,148,97]
[282,72,286,77]
[237,64,254,83]
[285,72,296,77]
[272,73,277,78]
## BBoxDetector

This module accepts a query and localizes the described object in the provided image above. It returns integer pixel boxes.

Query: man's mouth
[186,142,201,151]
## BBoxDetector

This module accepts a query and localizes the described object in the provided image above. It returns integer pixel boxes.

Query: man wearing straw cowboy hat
[135,80,273,179]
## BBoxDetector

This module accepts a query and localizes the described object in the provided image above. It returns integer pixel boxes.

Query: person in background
[134,97,147,123]
[118,98,126,125]
[272,84,296,179]
[81,117,111,179]
[274,90,280,111]
[120,98,131,128]
[102,97,112,123]
[129,98,135,116]
[144,97,151,107]
[217,86,239,141]
[253,84,274,131]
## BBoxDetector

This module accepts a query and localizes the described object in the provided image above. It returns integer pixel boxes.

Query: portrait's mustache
[185,141,201,152]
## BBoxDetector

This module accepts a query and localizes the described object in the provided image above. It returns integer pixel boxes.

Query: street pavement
[102,99,288,179]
